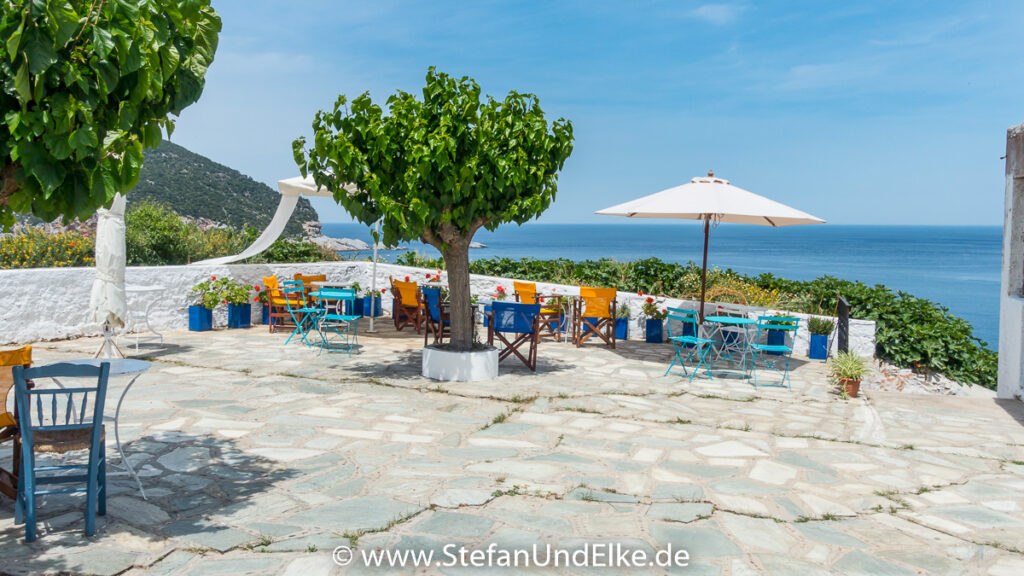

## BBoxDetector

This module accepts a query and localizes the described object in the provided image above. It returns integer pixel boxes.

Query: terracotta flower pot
[838,377,861,398]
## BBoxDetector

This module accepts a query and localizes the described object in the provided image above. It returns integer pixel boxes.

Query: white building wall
[0,261,876,358]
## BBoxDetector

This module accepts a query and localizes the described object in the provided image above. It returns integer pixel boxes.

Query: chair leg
[98,442,107,517]
[23,464,36,542]
[14,458,23,525]
[85,461,98,537]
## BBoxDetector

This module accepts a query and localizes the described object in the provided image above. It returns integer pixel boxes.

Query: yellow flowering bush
[0,228,95,269]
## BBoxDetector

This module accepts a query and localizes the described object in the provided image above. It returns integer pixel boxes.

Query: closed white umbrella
[89,193,128,357]
[596,171,825,319]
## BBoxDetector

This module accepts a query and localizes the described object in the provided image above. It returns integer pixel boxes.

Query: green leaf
[13,59,31,103]
[23,27,58,74]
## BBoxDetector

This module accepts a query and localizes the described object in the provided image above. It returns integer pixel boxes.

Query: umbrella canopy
[89,194,128,356]
[596,172,824,318]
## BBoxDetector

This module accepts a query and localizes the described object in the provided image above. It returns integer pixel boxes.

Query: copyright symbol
[332,545,353,566]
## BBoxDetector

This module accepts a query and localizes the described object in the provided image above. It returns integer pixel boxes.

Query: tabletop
[704,315,755,325]
[310,281,352,288]
[62,358,151,376]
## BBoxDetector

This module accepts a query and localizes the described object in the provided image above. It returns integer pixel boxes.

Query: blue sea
[322,223,1003,349]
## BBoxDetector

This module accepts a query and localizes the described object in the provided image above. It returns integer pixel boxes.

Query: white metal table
[125,285,166,350]
[62,358,151,499]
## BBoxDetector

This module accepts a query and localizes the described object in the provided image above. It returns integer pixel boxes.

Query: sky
[167,0,1024,225]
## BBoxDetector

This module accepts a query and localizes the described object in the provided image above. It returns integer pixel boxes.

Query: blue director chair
[282,280,321,347]
[313,287,361,356]
[665,307,716,382]
[421,287,451,345]
[488,301,542,371]
[13,362,110,542]
[749,316,799,389]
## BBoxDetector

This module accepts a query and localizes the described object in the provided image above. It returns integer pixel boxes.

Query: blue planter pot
[482,305,492,327]
[347,297,364,316]
[767,329,786,355]
[362,296,382,317]
[615,318,629,340]
[645,319,663,343]
[227,303,251,329]
[261,303,270,325]
[809,334,829,360]
[188,306,213,332]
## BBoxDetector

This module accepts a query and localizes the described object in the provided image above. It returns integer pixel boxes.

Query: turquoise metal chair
[282,280,320,347]
[665,307,716,382]
[421,287,451,345]
[488,301,542,371]
[313,287,361,356]
[749,316,799,389]
[13,362,110,542]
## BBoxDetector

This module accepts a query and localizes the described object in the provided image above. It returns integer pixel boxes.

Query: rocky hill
[129,141,319,236]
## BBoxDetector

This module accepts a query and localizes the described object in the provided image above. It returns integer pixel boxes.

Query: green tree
[0,0,220,228]
[295,68,574,351]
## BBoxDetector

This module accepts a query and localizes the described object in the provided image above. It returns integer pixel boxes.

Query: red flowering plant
[641,296,667,320]
[254,284,270,305]
[493,285,508,301]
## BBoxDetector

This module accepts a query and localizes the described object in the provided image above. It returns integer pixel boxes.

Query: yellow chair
[390,276,424,333]
[573,287,617,348]
[263,276,301,333]
[513,281,563,341]
[1,346,32,500]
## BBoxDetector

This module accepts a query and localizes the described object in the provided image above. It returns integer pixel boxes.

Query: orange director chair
[572,287,617,348]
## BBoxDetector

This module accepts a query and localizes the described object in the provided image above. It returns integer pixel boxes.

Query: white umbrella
[596,171,825,319]
[89,193,128,358]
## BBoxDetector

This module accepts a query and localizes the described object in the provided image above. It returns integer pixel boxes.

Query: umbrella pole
[699,217,710,322]
[368,221,379,333]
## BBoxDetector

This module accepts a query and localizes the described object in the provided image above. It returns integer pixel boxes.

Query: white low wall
[0,261,876,357]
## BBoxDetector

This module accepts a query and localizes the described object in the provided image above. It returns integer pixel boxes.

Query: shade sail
[595,174,824,227]
[192,176,356,266]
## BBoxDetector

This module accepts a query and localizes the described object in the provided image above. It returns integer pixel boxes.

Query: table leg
[113,374,147,500]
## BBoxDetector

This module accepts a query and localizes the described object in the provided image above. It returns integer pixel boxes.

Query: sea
[322,223,1003,349]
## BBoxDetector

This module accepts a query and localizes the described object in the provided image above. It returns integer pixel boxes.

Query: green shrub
[0,228,95,268]
[808,317,836,336]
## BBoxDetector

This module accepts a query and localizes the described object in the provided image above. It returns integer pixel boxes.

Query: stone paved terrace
[1,324,1024,576]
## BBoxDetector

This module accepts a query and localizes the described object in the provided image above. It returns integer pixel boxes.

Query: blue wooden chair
[488,301,542,371]
[282,280,321,347]
[421,287,451,345]
[13,362,110,542]
[313,287,362,356]
[665,307,716,382]
[749,316,799,389]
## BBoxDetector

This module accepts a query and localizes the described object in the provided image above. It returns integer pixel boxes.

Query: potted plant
[222,280,253,329]
[829,351,870,398]
[296,68,573,381]
[807,317,835,360]
[766,320,796,355]
[349,282,363,316]
[188,276,221,331]
[255,285,271,325]
[615,304,630,340]
[363,287,384,317]
[642,297,667,343]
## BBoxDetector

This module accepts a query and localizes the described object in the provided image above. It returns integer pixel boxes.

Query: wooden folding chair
[573,287,617,348]
[390,276,424,333]
[0,346,31,500]
[513,281,564,341]
[263,275,298,333]
[421,287,451,345]
[488,302,542,371]
[294,274,327,302]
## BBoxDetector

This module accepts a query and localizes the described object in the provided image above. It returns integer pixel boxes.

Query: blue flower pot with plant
[362,295,382,317]
[645,319,663,343]
[227,303,251,329]
[188,306,213,332]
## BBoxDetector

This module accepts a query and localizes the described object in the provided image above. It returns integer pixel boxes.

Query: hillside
[129,141,319,236]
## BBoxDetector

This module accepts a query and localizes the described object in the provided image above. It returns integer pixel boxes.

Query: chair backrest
[714,302,747,317]
[421,287,444,322]
[13,362,110,450]
[513,281,538,305]
[492,301,541,334]
[263,275,279,291]
[314,287,357,315]
[281,280,307,311]
[666,307,699,338]
[1,346,32,429]
[294,274,326,300]
[580,287,616,318]
[755,316,800,341]
[391,277,420,307]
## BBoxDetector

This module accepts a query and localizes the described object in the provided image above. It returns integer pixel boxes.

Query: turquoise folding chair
[282,280,321,347]
[313,287,361,356]
[665,307,716,382]
[13,362,110,542]
[749,316,799,389]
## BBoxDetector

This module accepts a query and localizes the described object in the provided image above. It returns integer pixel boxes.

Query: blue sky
[169,1,1023,225]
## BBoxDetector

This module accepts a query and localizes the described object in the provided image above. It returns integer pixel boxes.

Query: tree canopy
[295,68,574,351]
[0,0,221,229]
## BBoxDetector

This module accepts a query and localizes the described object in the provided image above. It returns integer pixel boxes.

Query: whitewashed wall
[0,261,876,357]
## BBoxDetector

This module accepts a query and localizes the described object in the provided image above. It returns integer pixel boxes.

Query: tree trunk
[441,240,474,352]
[0,162,18,210]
